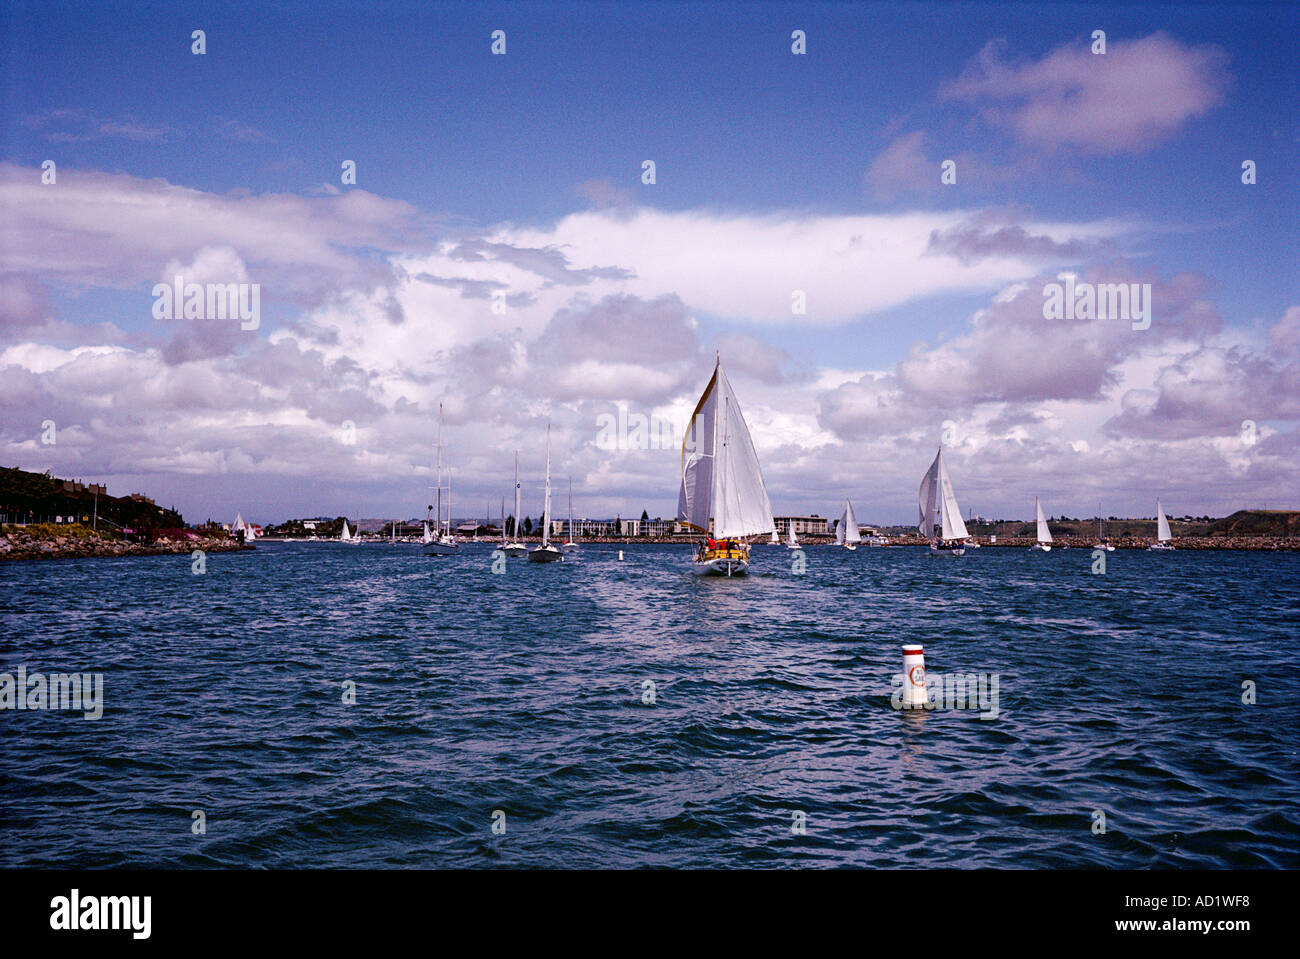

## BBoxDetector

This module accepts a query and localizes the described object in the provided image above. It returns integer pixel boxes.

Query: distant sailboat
[918,447,968,556]
[562,477,579,549]
[1030,497,1053,551]
[1095,502,1115,551]
[786,522,799,549]
[529,425,564,563]
[769,529,780,546]
[424,403,459,556]
[501,451,528,557]
[678,356,774,575]
[836,500,861,550]
[340,519,357,544]
[1149,499,1176,551]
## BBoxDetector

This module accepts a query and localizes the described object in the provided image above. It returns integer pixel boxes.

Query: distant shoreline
[0,526,254,562]
[255,535,1300,552]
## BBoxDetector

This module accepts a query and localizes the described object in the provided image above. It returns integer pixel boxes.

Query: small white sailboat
[918,447,968,556]
[769,529,780,546]
[529,425,564,563]
[867,533,889,547]
[424,403,460,556]
[340,518,360,544]
[1095,502,1115,551]
[233,512,255,542]
[501,450,528,557]
[1149,499,1176,551]
[1030,497,1053,552]
[562,477,579,549]
[678,356,774,576]
[785,523,799,550]
[836,500,861,550]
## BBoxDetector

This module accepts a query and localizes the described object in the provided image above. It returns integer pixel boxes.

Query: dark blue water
[2,542,1297,868]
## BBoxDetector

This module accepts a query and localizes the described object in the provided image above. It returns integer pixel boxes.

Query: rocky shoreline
[0,526,254,562]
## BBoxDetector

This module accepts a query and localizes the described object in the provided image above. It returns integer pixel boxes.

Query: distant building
[775,515,829,535]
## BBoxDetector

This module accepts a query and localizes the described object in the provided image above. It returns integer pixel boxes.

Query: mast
[541,425,552,546]
[568,477,575,541]
[435,403,443,535]
[501,497,506,544]
[513,451,522,540]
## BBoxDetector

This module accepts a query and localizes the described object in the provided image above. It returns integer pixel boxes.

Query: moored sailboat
[502,451,528,557]
[918,447,968,556]
[529,425,564,563]
[1149,499,1176,551]
[1095,502,1115,551]
[677,356,775,575]
[1030,497,1053,552]
[836,500,861,550]
[423,403,459,556]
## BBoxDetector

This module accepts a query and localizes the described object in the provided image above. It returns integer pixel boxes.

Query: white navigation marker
[902,645,927,708]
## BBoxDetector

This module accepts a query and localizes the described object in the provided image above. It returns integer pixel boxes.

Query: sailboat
[340,518,358,544]
[1030,497,1053,551]
[918,447,969,556]
[785,522,799,549]
[836,500,861,550]
[1095,502,1115,551]
[529,425,564,563]
[677,356,775,576]
[562,477,579,549]
[769,529,780,546]
[500,451,528,557]
[424,403,460,556]
[1149,499,1176,551]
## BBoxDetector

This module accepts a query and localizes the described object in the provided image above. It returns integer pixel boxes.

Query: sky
[2,0,1297,526]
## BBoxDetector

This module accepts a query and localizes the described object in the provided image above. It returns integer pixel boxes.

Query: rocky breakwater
[0,524,254,561]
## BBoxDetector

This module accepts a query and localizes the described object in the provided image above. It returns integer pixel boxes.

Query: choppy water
[1,541,1297,868]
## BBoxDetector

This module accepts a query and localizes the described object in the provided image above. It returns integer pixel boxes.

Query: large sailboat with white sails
[677,356,775,576]
[918,447,969,556]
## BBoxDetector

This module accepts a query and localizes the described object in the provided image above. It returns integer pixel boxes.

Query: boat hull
[928,542,965,557]
[501,543,528,557]
[1030,543,1052,552]
[423,540,459,556]
[1149,543,1176,551]
[691,544,750,576]
[528,545,564,563]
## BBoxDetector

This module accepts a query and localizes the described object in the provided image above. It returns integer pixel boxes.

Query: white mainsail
[787,523,798,548]
[677,359,774,539]
[1035,498,1052,544]
[1156,500,1172,542]
[918,448,969,541]
[340,519,352,542]
[838,500,861,545]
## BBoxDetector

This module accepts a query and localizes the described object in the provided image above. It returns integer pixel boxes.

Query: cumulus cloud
[941,32,1230,154]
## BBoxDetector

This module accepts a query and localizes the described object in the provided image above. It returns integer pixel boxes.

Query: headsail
[1156,500,1172,542]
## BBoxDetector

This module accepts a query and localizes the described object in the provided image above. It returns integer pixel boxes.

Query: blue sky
[2,1,1298,524]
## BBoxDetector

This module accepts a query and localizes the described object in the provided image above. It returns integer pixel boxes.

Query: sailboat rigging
[918,447,969,556]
